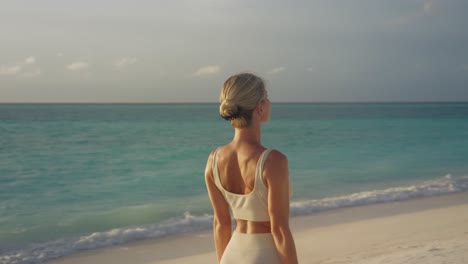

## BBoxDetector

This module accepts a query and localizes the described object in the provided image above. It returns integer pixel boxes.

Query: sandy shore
[47,192,468,264]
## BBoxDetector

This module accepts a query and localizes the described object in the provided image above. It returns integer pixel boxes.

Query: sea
[1,102,468,264]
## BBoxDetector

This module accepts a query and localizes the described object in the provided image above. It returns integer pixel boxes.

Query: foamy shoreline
[4,174,467,264]
[45,191,468,264]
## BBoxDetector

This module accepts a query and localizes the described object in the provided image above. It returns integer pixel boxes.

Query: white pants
[220,231,281,264]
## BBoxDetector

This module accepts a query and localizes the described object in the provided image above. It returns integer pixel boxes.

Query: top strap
[211,148,223,190]
[255,148,273,187]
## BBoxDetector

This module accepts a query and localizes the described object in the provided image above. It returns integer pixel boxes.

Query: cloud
[25,57,36,65]
[0,56,36,75]
[0,65,22,75]
[192,65,221,76]
[114,57,137,67]
[56,52,64,57]
[0,64,41,78]
[306,67,314,72]
[268,67,285,75]
[67,62,90,71]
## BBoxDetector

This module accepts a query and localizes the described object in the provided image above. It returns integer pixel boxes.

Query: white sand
[47,192,468,264]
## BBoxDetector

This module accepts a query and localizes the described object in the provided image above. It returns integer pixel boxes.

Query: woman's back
[212,145,273,233]
[215,145,266,196]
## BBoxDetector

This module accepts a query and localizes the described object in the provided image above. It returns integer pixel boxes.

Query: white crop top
[212,148,272,222]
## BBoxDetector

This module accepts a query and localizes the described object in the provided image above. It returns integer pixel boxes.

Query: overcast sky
[1,0,467,103]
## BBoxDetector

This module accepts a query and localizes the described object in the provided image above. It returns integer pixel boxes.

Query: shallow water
[1,102,468,263]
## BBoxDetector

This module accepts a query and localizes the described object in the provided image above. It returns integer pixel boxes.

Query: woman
[205,73,298,264]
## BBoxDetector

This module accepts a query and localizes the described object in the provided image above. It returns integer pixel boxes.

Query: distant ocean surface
[1,103,468,264]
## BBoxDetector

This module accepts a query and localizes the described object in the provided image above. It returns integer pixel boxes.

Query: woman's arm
[205,151,232,263]
[264,150,298,264]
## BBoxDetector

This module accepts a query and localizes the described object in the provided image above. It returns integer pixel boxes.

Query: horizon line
[1,100,468,104]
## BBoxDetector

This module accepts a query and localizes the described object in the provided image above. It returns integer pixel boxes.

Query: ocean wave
[2,174,468,264]
[0,212,213,264]
[290,174,468,215]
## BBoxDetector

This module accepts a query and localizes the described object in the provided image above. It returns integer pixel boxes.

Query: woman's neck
[232,123,262,146]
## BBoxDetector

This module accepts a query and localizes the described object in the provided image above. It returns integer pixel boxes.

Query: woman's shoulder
[208,145,225,156]
[262,148,289,185]
[205,147,222,174]
[206,145,228,165]
[263,148,288,175]
[265,148,288,163]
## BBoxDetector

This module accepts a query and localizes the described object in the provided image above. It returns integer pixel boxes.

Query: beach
[46,191,468,264]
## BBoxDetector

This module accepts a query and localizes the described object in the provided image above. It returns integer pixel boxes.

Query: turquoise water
[1,103,468,263]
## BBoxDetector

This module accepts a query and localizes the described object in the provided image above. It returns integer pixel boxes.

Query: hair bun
[220,99,240,120]
[218,73,265,127]
[224,99,236,106]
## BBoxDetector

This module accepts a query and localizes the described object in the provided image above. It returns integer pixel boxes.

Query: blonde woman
[205,73,298,264]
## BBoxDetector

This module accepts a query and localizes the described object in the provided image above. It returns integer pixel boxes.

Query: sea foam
[1,174,468,264]
[290,174,468,215]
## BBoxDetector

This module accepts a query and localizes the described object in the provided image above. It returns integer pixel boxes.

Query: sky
[0,0,467,103]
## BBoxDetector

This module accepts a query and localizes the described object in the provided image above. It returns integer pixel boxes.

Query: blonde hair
[219,73,266,128]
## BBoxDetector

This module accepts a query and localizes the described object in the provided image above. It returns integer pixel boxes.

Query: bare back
[214,144,271,233]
